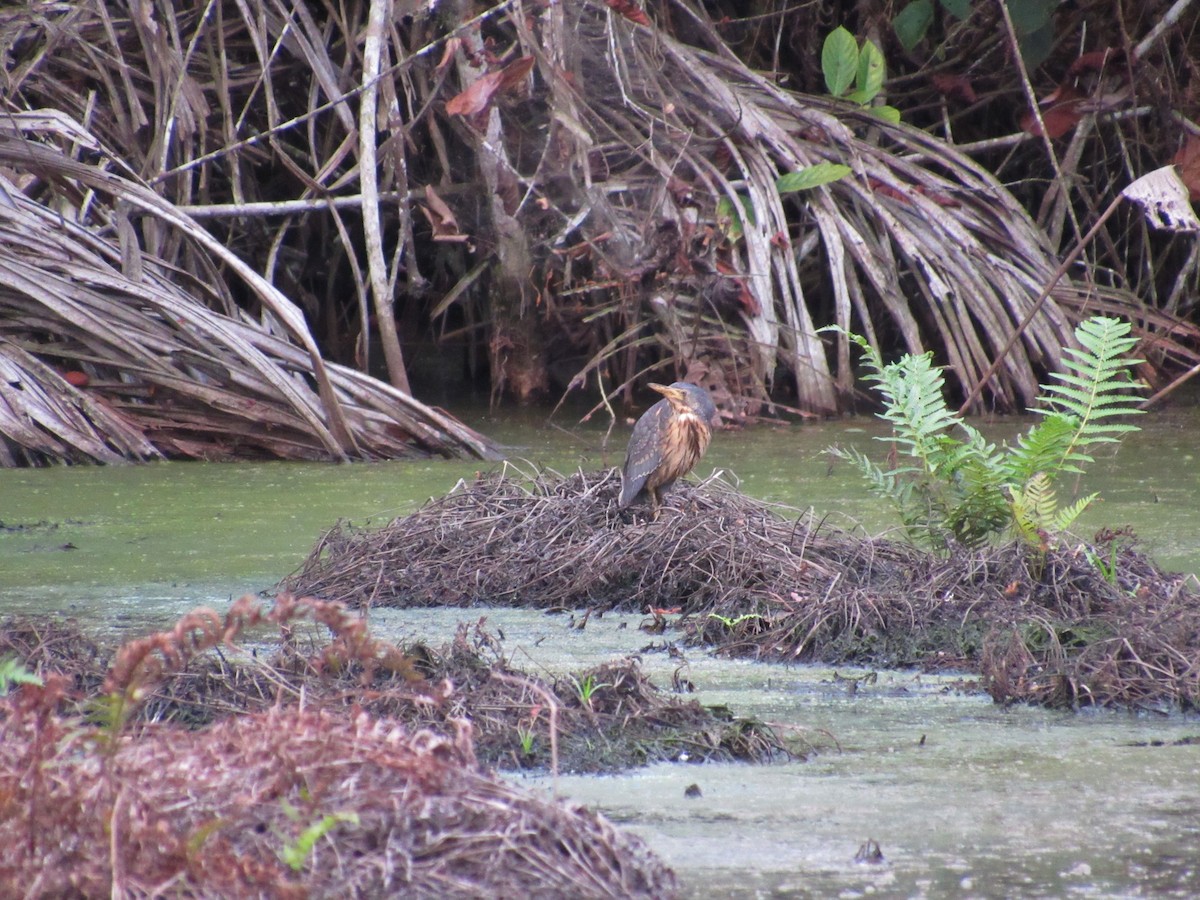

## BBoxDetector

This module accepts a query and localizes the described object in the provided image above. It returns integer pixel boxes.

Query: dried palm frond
[0,128,499,463]
[504,1,1113,412]
[3,0,1192,429]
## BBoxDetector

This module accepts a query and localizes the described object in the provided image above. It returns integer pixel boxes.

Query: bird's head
[649,382,716,423]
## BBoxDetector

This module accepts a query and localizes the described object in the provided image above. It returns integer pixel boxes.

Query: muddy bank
[283,469,1200,712]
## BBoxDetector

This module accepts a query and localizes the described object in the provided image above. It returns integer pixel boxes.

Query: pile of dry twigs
[284,467,1200,712]
[0,596,691,897]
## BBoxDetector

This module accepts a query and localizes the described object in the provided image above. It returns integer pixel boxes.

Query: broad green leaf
[1018,22,1055,69]
[1008,0,1054,34]
[776,163,851,194]
[870,105,903,124]
[1008,0,1058,69]
[715,195,743,240]
[856,39,886,103]
[716,194,756,240]
[938,0,974,19]
[893,0,934,52]
[822,27,859,97]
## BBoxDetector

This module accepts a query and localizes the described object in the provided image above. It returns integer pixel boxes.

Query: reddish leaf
[1021,86,1083,138]
[445,56,534,117]
[62,370,89,387]
[1021,100,1084,138]
[420,185,470,242]
[445,70,504,117]
[603,0,651,26]
[867,177,912,204]
[497,55,534,91]
[866,177,960,208]
[714,259,760,316]
[930,72,977,105]
[1038,81,1082,105]
[435,37,461,73]
[1067,47,1123,76]
[1173,136,1200,201]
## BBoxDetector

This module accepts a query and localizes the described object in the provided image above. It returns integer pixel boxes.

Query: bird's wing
[619,400,669,507]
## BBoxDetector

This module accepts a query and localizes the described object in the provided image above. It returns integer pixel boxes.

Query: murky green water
[371,607,1200,899]
[2,404,1200,896]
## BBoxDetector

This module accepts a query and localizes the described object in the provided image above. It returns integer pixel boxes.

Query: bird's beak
[648,383,682,401]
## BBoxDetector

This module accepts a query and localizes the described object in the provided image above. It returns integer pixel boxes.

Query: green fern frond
[829,316,1139,557]
[1005,412,1085,481]
[1020,316,1143,477]
[1008,472,1058,546]
[1007,484,1038,545]
[827,327,960,469]
[1024,472,1057,523]
[1007,473,1096,545]
[945,457,1010,548]
[877,353,960,464]
[832,444,953,550]
[1053,492,1098,531]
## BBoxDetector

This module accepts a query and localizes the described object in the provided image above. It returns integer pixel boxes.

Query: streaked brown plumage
[619,382,716,516]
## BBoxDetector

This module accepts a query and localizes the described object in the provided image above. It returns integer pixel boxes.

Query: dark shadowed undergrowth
[283,468,1200,713]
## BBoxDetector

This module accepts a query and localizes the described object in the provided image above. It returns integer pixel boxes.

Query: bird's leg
[650,488,662,520]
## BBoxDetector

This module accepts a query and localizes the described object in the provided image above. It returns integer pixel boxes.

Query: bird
[618,381,716,517]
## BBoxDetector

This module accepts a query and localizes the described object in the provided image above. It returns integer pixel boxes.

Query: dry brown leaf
[446,56,534,118]
[1021,85,1084,139]
[420,185,470,243]
[446,70,505,117]
[1172,137,1200,201]
[1067,47,1124,76]
[497,55,535,92]
[1122,165,1200,231]
[931,73,977,105]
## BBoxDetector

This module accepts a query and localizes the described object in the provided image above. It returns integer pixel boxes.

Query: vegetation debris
[0,597,710,897]
[283,468,1200,712]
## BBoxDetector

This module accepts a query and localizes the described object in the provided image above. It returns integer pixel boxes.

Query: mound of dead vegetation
[0,597,698,898]
[284,468,1200,713]
[0,602,794,775]
[0,705,673,899]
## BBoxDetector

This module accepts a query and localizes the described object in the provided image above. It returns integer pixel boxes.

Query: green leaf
[856,39,886,102]
[716,194,755,240]
[822,27,859,97]
[281,812,359,872]
[1008,0,1059,69]
[869,105,903,125]
[1008,0,1054,34]
[0,656,42,695]
[1018,22,1055,70]
[938,0,974,19]
[776,163,851,194]
[715,195,740,240]
[893,0,935,52]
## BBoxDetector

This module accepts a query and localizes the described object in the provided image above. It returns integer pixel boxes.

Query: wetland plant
[570,673,611,709]
[0,656,41,695]
[830,315,1143,555]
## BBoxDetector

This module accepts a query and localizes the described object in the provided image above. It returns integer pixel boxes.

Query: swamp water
[2,408,1200,897]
